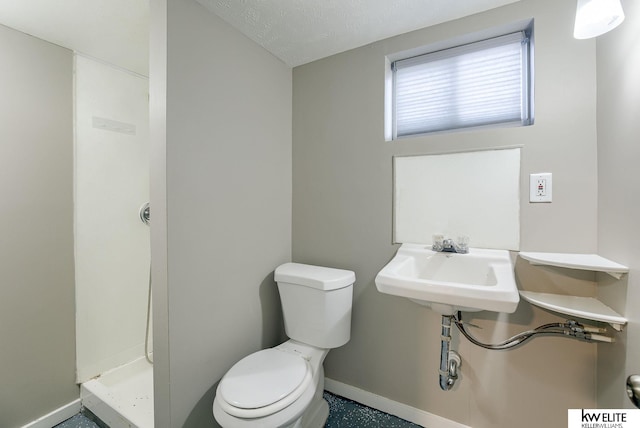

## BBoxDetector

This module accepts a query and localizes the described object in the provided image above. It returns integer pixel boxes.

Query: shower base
[81,357,153,428]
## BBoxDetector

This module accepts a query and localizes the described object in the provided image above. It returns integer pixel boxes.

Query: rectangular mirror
[394,147,521,250]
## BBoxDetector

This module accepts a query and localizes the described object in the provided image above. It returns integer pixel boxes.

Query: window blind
[392,31,532,138]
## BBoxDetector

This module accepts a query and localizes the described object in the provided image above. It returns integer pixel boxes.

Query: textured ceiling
[197,0,521,67]
[0,0,520,73]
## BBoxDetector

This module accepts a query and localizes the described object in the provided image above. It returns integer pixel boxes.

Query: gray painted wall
[0,24,77,427]
[152,0,292,426]
[292,0,600,426]
[596,0,640,409]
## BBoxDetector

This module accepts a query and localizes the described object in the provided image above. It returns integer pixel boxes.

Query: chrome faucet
[432,235,469,254]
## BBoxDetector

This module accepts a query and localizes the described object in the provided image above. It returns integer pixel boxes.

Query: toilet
[213,262,355,428]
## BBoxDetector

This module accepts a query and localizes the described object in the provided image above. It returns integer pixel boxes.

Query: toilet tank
[274,263,355,349]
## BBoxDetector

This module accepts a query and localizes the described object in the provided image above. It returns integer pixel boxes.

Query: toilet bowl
[213,263,355,428]
[213,341,328,428]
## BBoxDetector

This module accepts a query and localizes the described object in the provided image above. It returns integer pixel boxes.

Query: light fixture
[574,0,625,39]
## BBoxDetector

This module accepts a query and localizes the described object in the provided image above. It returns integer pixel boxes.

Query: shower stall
[74,54,153,428]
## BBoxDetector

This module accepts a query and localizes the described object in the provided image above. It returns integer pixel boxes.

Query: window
[391,29,533,138]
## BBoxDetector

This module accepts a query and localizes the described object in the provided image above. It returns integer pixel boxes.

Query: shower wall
[75,54,150,382]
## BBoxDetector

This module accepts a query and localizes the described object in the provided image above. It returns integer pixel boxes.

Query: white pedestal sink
[375,243,519,315]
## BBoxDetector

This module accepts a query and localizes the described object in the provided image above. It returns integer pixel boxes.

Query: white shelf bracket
[607,271,625,280]
[610,322,624,332]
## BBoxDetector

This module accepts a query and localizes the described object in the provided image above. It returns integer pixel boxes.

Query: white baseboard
[324,378,470,428]
[21,399,81,428]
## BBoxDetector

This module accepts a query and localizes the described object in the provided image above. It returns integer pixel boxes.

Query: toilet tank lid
[275,263,355,290]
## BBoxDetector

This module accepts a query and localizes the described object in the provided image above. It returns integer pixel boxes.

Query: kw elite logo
[568,409,640,428]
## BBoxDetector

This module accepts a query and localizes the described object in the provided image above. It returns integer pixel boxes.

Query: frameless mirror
[394,148,521,250]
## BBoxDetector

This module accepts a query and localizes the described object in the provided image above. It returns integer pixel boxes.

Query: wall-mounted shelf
[519,252,629,279]
[519,252,628,332]
[519,291,626,331]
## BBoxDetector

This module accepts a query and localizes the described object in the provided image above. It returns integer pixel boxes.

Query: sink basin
[375,243,519,315]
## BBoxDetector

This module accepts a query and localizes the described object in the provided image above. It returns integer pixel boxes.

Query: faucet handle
[455,235,469,253]
[432,234,444,251]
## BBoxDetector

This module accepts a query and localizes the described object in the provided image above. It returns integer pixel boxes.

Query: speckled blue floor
[55,392,420,427]
[323,392,421,427]
[54,413,102,428]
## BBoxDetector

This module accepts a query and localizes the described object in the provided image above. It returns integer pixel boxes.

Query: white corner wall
[75,55,150,382]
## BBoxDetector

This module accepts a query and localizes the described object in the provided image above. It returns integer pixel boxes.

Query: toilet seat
[218,348,313,419]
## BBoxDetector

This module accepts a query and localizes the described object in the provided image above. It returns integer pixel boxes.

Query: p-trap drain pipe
[439,315,461,391]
